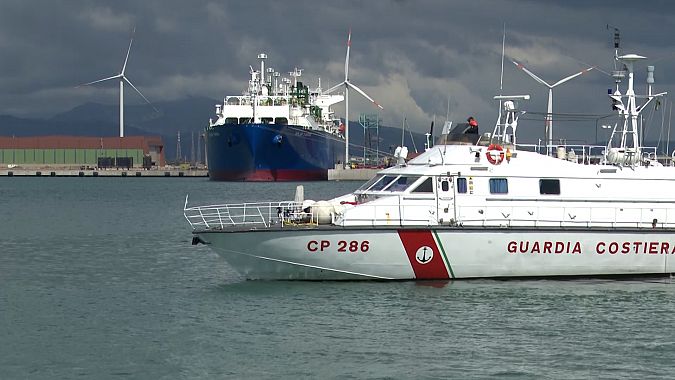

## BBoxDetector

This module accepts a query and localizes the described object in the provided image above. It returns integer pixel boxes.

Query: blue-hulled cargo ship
[205,54,345,181]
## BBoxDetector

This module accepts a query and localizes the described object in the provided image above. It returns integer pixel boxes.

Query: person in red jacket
[464,116,479,134]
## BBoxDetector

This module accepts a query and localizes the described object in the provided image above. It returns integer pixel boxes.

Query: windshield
[368,175,398,191]
[356,175,385,192]
[357,175,422,193]
[383,176,419,192]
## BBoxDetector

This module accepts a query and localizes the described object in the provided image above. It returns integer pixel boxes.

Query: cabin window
[261,117,273,124]
[239,117,252,124]
[539,179,560,195]
[441,180,450,192]
[225,117,238,124]
[384,176,418,192]
[489,178,508,194]
[368,175,398,191]
[275,117,288,125]
[457,177,467,193]
[411,177,434,193]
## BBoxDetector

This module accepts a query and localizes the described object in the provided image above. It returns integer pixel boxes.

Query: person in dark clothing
[464,116,479,134]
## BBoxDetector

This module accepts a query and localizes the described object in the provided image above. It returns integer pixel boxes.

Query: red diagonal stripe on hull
[398,230,449,280]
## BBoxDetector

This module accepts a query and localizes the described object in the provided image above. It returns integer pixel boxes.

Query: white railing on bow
[184,195,305,230]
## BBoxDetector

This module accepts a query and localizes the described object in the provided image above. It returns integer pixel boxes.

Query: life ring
[486,144,505,165]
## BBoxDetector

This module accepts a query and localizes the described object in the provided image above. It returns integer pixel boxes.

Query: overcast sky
[1,0,674,143]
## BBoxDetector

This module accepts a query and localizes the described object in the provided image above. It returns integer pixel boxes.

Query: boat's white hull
[196,228,675,280]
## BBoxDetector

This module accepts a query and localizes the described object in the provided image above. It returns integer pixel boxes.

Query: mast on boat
[491,95,529,148]
[606,29,667,166]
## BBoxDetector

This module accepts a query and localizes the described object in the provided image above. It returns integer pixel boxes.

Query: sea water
[1,177,675,379]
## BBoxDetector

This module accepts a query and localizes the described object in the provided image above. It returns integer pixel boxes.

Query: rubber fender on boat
[311,201,333,224]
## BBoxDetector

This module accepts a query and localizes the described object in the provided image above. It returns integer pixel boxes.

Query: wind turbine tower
[176,131,182,163]
[325,30,383,166]
[512,60,593,155]
[79,31,156,138]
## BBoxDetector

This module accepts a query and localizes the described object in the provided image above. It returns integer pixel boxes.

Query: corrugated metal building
[0,136,165,167]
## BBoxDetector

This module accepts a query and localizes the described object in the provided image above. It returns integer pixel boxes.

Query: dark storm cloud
[1,0,675,142]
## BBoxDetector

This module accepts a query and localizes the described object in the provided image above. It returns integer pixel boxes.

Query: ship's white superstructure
[209,54,344,134]
[186,36,675,280]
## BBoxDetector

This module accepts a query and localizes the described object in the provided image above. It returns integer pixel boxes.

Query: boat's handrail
[455,203,675,228]
[335,200,675,229]
[184,196,307,230]
[185,194,675,230]
[513,143,661,164]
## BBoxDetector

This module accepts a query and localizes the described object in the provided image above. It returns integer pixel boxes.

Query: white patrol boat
[185,45,675,280]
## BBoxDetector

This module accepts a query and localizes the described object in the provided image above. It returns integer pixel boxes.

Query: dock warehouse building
[0,136,165,168]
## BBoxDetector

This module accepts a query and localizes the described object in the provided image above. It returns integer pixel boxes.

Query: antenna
[446,96,451,121]
[607,25,625,93]
[607,24,621,53]
[499,23,506,93]
[77,30,157,137]
[408,121,418,153]
[401,116,406,148]
[495,24,507,143]
[668,101,672,159]
[512,59,593,155]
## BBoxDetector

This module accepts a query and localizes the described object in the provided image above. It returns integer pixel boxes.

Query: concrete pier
[328,166,379,181]
[1,166,378,180]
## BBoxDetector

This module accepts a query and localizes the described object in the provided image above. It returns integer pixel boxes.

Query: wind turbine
[79,32,156,138]
[325,30,383,166]
[511,60,593,155]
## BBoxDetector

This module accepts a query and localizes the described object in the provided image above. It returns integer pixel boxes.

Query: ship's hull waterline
[206,123,344,181]
[195,227,675,280]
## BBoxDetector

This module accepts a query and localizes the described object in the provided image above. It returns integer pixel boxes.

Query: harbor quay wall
[0,168,208,177]
[0,164,374,180]
[328,167,379,181]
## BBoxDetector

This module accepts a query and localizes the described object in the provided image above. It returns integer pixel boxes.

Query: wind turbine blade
[77,74,121,87]
[124,76,159,113]
[345,29,351,81]
[324,81,346,94]
[551,67,594,88]
[511,60,552,88]
[347,82,383,109]
[121,37,134,75]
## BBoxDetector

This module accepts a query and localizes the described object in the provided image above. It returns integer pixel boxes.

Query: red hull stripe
[398,230,450,280]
